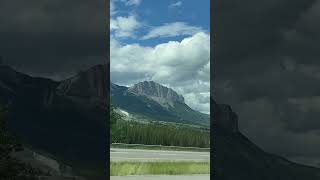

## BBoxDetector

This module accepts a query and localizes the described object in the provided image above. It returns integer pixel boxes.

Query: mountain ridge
[128,81,185,104]
[212,98,320,179]
[111,81,210,127]
[0,63,108,179]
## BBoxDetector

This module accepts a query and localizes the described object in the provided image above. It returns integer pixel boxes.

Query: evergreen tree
[111,119,210,148]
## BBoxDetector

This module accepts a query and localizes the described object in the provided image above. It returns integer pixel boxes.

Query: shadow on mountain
[0,63,108,179]
[212,98,320,180]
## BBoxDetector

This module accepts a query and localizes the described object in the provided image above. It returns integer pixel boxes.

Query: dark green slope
[112,90,178,122]
[172,102,209,126]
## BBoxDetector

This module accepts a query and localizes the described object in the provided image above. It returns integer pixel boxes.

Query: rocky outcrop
[57,64,108,102]
[128,81,184,103]
[212,98,238,133]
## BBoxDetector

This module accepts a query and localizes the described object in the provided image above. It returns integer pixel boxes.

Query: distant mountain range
[212,98,320,180]
[111,81,210,127]
[0,63,107,179]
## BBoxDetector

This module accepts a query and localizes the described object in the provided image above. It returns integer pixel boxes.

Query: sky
[110,0,210,114]
[0,0,106,80]
[214,0,320,167]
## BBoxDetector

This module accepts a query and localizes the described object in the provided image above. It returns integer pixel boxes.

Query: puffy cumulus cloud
[141,22,204,40]
[184,92,210,114]
[110,15,141,38]
[171,80,210,113]
[110,0,209,114]
[111,32,210,113]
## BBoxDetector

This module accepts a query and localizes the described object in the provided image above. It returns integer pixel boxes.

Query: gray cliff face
[212,99,238,133]
[128,81,184,104]
[57,64,108,104]
[112,81,209,127]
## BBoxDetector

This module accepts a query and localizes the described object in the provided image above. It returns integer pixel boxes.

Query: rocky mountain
[57,64,107,102]
[212,98,320,180]
[111,81,209,127]
[0,63,108,179]
[128,81,185,103]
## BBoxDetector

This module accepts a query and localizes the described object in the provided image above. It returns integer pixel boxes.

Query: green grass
[111,143,210,152]
[110,161,210,176]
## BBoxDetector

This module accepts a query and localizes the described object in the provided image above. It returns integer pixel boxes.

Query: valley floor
[110,148,210,176]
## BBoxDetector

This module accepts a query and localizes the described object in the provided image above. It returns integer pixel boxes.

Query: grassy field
[110,161,210,176]
[111,143,210,152]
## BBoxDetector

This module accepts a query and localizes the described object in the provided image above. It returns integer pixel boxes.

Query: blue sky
[111,0,210,46]
[110,0,210,114]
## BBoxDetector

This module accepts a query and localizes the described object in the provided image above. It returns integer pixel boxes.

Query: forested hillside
[110,104,210,148]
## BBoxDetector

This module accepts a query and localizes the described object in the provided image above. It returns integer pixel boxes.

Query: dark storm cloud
[0,0,107,80]
[282,107,320,133]
[214,0,320,166]
[214,0,316,64]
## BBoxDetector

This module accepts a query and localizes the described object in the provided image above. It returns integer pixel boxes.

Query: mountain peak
[212,99,239,133]
[111,82,209,126]
[57,64,108,101]
[128,81,184,103]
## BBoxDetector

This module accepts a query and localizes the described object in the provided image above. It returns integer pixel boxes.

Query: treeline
[111,120,210,148]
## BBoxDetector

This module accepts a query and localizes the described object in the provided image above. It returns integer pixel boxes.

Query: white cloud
[169,1,183,8]
[110,0,116,16]
[184,92,210,114]
[111,32,210,113]
[110,0,209,113]
[142,22,204,40]
[110,0,142,16]
[121,0,142,6]
[110,15,141,38]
